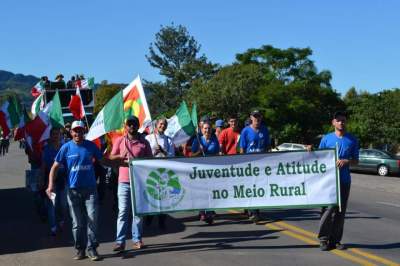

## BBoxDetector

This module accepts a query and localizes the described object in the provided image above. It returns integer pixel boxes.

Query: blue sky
[1,0,399,96]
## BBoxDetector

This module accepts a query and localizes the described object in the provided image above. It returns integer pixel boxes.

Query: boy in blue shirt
[46,121,104,261]
[318,111,359,251]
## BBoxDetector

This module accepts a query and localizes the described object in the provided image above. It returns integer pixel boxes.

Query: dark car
[350,148,400,176]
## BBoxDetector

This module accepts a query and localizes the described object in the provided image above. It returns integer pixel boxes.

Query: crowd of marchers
[20,109,358,261]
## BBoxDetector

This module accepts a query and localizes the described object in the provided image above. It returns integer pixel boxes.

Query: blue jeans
[47,188,67,230]
[67,187,99,251]
[116,182,143,244]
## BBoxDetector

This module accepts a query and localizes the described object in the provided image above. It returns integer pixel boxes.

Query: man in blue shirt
[318,111,359,251]
[46,121,103,261]
[240,110,270,223]
[240,110,270,154]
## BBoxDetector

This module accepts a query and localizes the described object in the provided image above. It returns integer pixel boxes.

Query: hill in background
[0,70,39,104]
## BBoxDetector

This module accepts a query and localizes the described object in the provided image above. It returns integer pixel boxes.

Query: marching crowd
[21,109,358,261]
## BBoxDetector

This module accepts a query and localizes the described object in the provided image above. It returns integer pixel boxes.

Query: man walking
[318,111,359,251]
[46,121,103,261]
[239,110,270,223]
[110,116,152,253]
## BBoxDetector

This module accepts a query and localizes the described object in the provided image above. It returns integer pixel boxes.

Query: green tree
[345,88,400,149]
[186,63,264,121]
[236,45,332,88]
[236,45,343,144]
[146,24,218,113]
[94,83,124,115]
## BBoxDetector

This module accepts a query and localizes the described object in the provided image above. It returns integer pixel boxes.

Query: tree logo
[144,168,185,210]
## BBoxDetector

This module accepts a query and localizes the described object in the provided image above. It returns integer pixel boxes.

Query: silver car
[273,143,307,152]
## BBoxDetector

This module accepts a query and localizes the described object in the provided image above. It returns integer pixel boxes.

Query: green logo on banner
[144,168,185,210]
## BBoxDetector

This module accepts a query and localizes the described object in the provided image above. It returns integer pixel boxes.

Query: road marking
[349,248,400,266]
[228,210,399,266]
[265,222,376,266]
[376,202,400,208]
[276,221,400,266]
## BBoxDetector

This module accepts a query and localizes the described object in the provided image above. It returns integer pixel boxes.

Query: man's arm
[46,161,60,198]
[337,158,358,168]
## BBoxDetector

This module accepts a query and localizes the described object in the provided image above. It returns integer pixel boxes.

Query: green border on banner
[129,148,339,216]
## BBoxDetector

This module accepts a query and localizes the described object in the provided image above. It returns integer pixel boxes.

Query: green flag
[49,91,64,128]
[86,90,124,140]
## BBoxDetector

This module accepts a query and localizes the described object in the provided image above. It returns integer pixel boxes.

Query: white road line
[376,201,400,208]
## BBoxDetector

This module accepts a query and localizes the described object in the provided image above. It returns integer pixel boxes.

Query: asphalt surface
[0,142,399,266]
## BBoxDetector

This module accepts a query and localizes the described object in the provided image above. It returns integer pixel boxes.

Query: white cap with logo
[71,121,85,130]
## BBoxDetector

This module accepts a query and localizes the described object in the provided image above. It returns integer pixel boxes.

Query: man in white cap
[46,120,103,261]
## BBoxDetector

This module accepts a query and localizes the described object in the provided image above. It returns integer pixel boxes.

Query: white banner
[129,149,339,215]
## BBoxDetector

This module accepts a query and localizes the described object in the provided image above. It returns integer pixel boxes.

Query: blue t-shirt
[192,134,220,155]
[319,132,359,184]
[239,125,270,153]
[42,144,66,189]
[55,140,102,188]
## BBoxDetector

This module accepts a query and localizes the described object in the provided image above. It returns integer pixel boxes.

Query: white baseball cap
[71,121,85,130]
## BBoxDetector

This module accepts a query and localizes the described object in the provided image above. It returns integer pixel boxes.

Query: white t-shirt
[145,133,175,157]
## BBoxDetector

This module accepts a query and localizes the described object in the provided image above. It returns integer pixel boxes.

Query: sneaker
[73,249,86,260]
[320,241,329,251]
[87,249,101,261]
[335,242,346,250]
[132,241,144,250]
[250,214,261,224]
[113,243,125,253]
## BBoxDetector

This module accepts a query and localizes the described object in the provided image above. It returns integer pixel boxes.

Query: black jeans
[318,182,351,243]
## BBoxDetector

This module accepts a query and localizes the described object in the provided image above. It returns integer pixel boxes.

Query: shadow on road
[0,187,187,255]
[265,209,381,221]
[108,230,283,260]
[346,242,400,250]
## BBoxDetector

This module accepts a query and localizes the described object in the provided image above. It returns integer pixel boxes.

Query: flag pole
[83,112,90,130]
[195,122,205,157]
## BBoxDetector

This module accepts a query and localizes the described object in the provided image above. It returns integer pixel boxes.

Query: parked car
[272,143,307,152]
[350,148,400,176]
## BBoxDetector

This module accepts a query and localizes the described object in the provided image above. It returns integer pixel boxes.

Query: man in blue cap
[215,119,224,138]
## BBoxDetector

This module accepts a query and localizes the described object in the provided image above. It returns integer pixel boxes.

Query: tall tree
[146,24,218,113]
[236,45,332,88]
[345,88,400,149]
[186,63,264,121]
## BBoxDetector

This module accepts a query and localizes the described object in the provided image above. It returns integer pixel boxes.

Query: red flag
[0,111,10,137]
[68,88,85,120]
[31,81,44,98]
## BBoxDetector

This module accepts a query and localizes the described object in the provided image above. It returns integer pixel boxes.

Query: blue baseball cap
[215,119,224,127]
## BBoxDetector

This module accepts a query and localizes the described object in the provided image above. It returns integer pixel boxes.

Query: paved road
[0,142,399,266]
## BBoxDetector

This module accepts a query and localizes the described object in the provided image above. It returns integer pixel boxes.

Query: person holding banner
[317,111,359,251]
[145,117,175,229]
[46,121,104,261]
[191,121,220,224]
[110,115,152,253]
[239,110,270,223]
